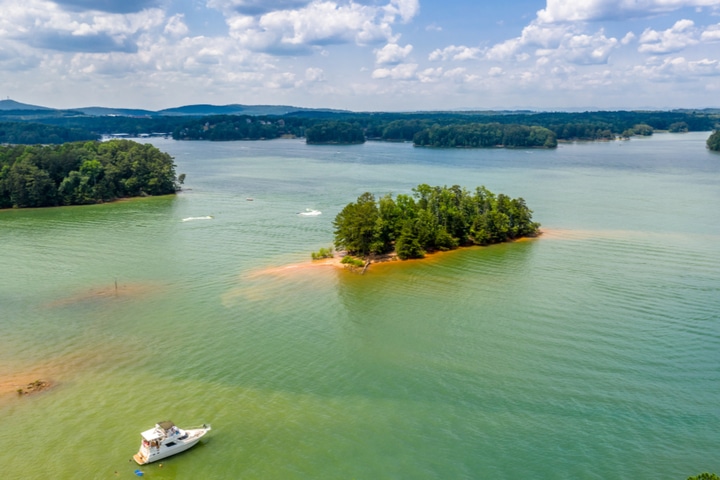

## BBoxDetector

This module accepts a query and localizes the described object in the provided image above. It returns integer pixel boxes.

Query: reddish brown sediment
[43,282,165,308]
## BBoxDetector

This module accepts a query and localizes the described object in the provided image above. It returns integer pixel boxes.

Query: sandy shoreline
[250,232,545,277]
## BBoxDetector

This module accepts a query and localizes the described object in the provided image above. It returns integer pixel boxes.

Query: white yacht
[133,421,211,465]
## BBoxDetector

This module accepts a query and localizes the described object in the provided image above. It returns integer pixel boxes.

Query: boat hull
[133,426,210,465]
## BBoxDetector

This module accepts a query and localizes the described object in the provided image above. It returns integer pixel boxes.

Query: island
[325,184,539,266]
[412,123,557,148]
[0,139,183,209]
[305,121,365,145]
[707,130,720,151]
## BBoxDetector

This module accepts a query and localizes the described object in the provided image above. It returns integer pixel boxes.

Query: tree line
[172,115,285,141]
[305,121,365,144]
[707,130,720,151]
[2,109,717,145]
[0,140,182,208]
[0,122,99,144]
[333,184,540,260]
[413,123,558,148]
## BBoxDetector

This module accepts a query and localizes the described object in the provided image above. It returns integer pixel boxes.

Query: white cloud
[385,0,419,23]
[372,63,417,79]
[375,42,412,65]
[639,19,698,54]
[621,32,636,45]
[537,0,719,23]
[701,23,720,41]
[485,22,619,66]
[634,55,720,81]
[443,67,478,83]
[164,14,189,37]
[417,67,442,82]
[268,71,298,88]
[429,45,481,61]
[563,31,618,64]
[488,66,504,76]
[485,23,570,61]
[220,0,418,54]
[305,67,325,81]
[0,0,166,53]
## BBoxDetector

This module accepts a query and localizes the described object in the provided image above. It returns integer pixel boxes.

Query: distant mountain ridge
[4,98,720,117]
[0,99,54,111]
[0,99,349,117]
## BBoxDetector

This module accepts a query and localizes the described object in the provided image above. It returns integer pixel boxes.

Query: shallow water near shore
[1,133,719,479]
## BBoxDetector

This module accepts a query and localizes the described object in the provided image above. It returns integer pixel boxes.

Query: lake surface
[1,133,719,479]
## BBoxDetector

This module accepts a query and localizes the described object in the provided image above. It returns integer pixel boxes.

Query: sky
[1,0,719,111]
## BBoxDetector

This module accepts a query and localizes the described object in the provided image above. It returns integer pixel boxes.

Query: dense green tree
[395,221,425,259]
[413,123,557,148]
[632,123,654,136]
[0,122,98,144]
[0,140,181,208]
[333,184,540,259]
[1,161,57,208]
[173,115,282,141]
[306,121,365,144]
[687,473,720,480]
[668,121,689,132]
[707,130,720,151]
[333,192,380,256]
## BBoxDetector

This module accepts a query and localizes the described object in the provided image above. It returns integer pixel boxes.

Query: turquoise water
[1,133,719,479]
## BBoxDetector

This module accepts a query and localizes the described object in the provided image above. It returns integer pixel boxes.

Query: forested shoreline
[305,121,365,144]
[0,122,99,144]
[0,140,182,209]
[707,130,720,151]
[413,124,557,148]
[332,184,540,261]
[2,109,718,145]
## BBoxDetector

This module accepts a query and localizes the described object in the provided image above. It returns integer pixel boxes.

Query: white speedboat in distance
[299,208,321,216]
[133,421,211,465]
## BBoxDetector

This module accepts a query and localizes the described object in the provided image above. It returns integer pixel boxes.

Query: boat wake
[298,209,321,217]
[182,216,214,222]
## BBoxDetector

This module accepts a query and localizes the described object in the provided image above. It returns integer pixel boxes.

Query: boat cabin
[140,421,188,449]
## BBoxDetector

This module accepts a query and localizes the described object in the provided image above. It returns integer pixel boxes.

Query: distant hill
[75,106,157,117]
[158,103,349,116]
[0,99,53,111]
[0,99,349,117]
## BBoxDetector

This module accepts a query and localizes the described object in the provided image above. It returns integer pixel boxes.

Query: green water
[1,134,718,479]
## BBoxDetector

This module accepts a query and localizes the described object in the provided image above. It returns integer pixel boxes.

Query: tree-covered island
[707,130,720,151]
[331,184,540,264]
[413,123,557,148]
[0,140,183,209]
[305,121,365,144]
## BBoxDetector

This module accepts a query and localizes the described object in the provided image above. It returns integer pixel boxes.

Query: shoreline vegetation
[707,130,720,151]
[2,107,718,146]
[314,184,540,272]
[0,139,183,209]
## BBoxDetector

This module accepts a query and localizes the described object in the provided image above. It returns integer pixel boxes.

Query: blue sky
[1,0,719,111]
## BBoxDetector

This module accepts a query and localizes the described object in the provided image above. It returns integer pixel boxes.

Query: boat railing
[185,423,211,431]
